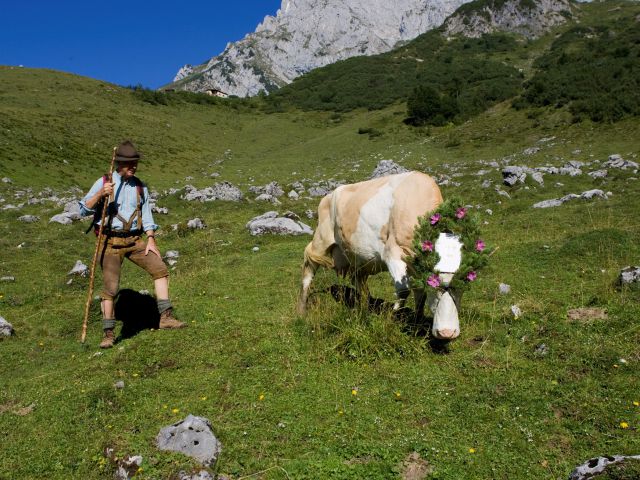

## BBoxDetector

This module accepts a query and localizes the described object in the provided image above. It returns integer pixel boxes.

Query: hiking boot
[159,308,186,329]
[99,329,115,349]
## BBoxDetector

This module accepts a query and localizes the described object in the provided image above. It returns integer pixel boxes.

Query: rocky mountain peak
[168,0,472,96]
[441,0,575,39]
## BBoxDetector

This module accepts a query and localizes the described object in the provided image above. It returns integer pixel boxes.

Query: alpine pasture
[1,50,639,480]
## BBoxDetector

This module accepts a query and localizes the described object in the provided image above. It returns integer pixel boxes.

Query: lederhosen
[98,176,168,301]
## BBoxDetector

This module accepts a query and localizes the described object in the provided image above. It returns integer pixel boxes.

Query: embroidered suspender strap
[114,177,144,233]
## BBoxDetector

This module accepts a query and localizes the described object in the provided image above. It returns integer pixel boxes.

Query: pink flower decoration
[475,239,485,252]
[430,213,441,225]
[427,274,441,288]
[456,207,467,219]
[466,271,477,282]
[421,240,434,252]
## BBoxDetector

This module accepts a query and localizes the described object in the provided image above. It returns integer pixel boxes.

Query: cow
[297,171,463,341]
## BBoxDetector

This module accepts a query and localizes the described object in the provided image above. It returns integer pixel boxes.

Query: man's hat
[114,140,142,162]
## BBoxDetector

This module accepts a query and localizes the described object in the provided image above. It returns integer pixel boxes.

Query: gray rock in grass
[156,415,222,467]
[18,215,40,223]
[568,455,640,480]
[246,211,313,236]
[370,160,409,179]
[187,218,206,230]
[68,260,89,277]
[618,266,640,286]
[0,276,15,282]
[178,471,214,480]
[499,283,511,295]
[114,455,143,480]
[0,316,14,337]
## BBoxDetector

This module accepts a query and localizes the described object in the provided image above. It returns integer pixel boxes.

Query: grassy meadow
[0,64,639,480]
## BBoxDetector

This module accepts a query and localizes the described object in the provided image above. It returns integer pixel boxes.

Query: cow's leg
[350,270,370,309]
[386,257,411,311]
[297,257,319,315]
[413,287,426,319]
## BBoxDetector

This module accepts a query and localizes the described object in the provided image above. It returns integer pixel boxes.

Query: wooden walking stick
[81,147,117,343]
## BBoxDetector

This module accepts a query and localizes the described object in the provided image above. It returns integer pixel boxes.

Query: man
[80,140,185,349]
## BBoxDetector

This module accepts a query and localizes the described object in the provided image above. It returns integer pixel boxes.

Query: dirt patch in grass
[567,307,608,322]
[400,452,433,480]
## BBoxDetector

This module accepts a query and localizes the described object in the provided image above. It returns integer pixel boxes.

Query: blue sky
[1,1,282,89]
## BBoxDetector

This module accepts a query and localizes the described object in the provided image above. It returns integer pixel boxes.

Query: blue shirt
[79,172,158,232]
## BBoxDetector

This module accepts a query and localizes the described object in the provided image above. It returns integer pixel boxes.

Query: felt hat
[114,140,142,162]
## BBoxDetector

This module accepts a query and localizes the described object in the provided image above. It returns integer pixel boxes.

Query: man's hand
[101,182,114,198]
[145,237,161,257]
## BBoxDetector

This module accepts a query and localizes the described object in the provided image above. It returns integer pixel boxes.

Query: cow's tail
[303,242,334,270]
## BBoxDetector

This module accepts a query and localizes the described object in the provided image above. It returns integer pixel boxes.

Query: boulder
[249,181,284,198]
[604,154,639,170]
[156,415,222,467]
[618,266,640,286]
[18,215,40,223]
[246,211,313,236]
[182,182,243,202]
[0,316,14,337]
[568,455,640,480]
[502,166,527,186]
[68,260,89,277]
[255,193,281,204]
[49,213,73,225]
[588,169,608,179]
[370,160,409,179]
[307,186,332,197]
[187,218,206,229]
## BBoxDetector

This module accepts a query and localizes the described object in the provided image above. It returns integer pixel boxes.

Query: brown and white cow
[297,171,463,341]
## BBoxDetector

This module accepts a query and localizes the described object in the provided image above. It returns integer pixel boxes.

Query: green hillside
[270,0,640,125]
[1,2,640,478]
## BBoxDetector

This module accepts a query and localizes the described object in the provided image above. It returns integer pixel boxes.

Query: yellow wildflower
[394,391,402,399]
[172,408,180,414]
[200,396,207,401]
[132,373,139,377]
[469,448,476,454]
[351,388,358,396]
[338,409,344,415]
[620,422,629,429]
[633,401,639,407]
[258,393,265,401]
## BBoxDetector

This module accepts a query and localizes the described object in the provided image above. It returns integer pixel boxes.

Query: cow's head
[426,232,463,341]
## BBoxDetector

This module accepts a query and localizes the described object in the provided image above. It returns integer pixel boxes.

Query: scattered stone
[523,147,540,155]
[187,218,206,230]
[114,455,143,480]
[288,190,299,199]
[1,177,12,183]
[249,181,284,198]
[618,266,640,286]
[153,206,169,214]
[182,182,243,202]
[0,316,14,337]
[499,283,511,295]
[481,179,493,188]
[569,455,640,480]
[305,209,315,219]
[156,415,222,467]
[246,211,313,236]
[502,166,527,186]
[290,181,305,192]
[49,213,73,225]
[18,215,40,223]
[511,305,522,319]
[252,246,260,252]
[495,187,511,199]
[567,307,608,322]
[114,380,125,389]
[178,471,214,480]
[307,186,332,197]
[533,190,608,208]
[68,260,89,277]
[588,169,608,179]
[255,193,281,204]
[604,154,639,170]
[164,250,180,260]
[0,276,15,282]
[370,159,409,179]
[534,343,549,357]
